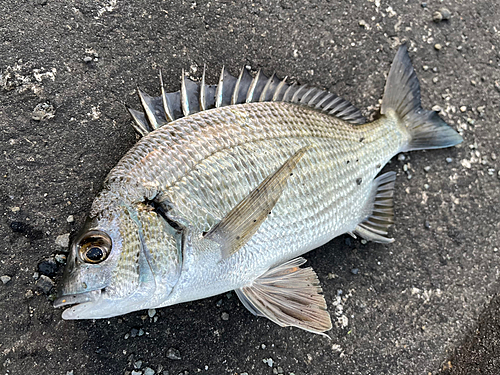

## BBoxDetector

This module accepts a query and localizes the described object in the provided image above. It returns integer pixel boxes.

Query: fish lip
[53,289,100,308]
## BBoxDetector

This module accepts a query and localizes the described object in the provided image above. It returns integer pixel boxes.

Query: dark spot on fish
[269,212,272,215]
[290,173,293,176]
[145,198,184,232]
[346,160,350,164]
[253,219,257,222]
[236,236,240,240]
[359,137,365,142]
[202,231,208,236]
[356,159,359,163]
[376,163,381,168]
[356,178,362,185]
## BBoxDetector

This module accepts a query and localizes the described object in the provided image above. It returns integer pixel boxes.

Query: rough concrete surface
[1,1,499,374]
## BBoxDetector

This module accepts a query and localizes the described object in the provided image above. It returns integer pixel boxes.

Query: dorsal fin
[130,66,366,136]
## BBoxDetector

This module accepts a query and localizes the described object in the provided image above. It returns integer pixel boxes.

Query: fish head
[54,203,183,319]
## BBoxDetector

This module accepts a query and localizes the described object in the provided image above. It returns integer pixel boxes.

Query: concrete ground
[1,0,499,374]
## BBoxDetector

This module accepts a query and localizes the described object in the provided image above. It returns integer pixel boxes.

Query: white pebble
[55,233,70,248]
[1,275,12,284]
[148,308,156,318]
[66,215,74,223]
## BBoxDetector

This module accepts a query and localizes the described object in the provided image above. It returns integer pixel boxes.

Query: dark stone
[35,275,54,294]
[38,258,58,277]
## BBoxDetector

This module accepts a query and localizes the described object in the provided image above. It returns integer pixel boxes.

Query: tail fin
[382,45,463,152]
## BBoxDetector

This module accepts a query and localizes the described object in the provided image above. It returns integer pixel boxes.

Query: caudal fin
[382,45,463,152]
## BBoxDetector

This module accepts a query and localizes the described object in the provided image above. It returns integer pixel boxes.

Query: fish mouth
[53,289,101,308]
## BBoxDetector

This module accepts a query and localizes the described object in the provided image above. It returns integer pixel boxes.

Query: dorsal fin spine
[215,66,224,108]
[160,71,174,122]
[282,82,297,102]
[272,76,288,101]
[291,85,308,103]
[181,69,190,116]
[315,92,335,108]
[232,68,245,105]
[200,65,207,111]
[246,69,261,103]
[259,73,275,102]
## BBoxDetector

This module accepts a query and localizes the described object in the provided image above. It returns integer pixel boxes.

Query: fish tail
[381,45,463,152]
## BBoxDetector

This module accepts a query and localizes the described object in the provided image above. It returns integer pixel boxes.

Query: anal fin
[235,257,332,335]
[354,171,396,243]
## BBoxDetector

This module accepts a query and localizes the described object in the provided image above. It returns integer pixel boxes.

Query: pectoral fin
[235,257,332,335]
[204,146,311,259]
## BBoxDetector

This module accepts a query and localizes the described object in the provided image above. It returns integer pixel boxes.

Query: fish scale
[56,46,463,335]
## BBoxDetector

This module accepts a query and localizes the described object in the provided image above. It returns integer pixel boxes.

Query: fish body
[55,46,462,334]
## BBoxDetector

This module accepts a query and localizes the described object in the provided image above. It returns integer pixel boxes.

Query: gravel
[166,348,181,360]
[38,258,58,277]
[0,275,12,284]
[35,275,55,294]
[55,233,70,248]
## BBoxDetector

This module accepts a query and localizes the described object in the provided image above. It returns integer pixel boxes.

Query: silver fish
[55,45,462,335]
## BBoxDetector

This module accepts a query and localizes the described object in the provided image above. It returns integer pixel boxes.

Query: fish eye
[76,230,112,264]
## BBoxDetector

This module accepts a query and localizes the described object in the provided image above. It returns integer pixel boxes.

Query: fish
[54,45,463,335]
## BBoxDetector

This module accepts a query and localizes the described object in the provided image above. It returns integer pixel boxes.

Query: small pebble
[261,344,266,349]
[439,7,451,19]
[130,328,139,338]
[166,347,181,360]
[460,106,467,112]
[424,166,431,172]
[25,290,34,298]
[32,102,55,121]
[424,220,431,229]
[55,233,70,248]
[446,157,453,163]
[66,215,74,223]
[432,11,443,22]
[36,275,55,294]
[138,328,145,336]
[144,368,155,375]
[277,367,284,374]
[263,358,274,367]
[83,56,93,63]
[432,76,439,83]
[434,43,442,51]
[148,308,156,318]
[421,2,427,7]
[221,312,229,321]
[55,254,67,264]
[38,258,58,277]
[66,371,74,375]
[134,360,143,369]
[131,371,142,375]
[424,184,430,190]
[1,275,12,284]
[351,268,359,275]
[398,154,406,161]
